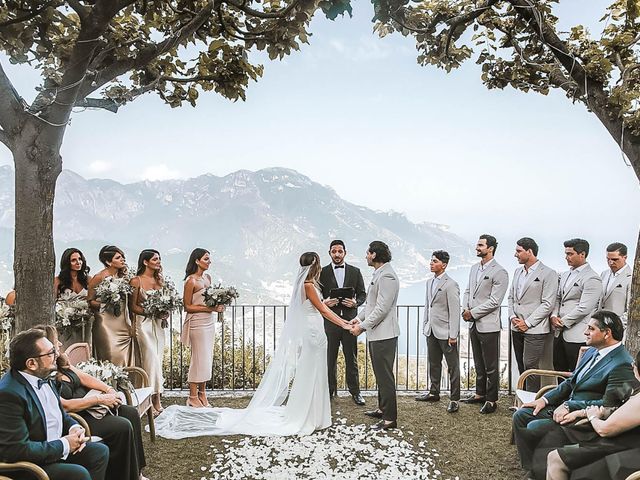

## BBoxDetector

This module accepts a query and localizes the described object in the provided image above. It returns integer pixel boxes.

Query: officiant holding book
[320,240,367,406]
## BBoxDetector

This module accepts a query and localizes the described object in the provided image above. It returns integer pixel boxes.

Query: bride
[154,252,352,438]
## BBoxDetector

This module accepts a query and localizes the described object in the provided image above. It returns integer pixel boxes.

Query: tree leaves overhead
[373,0,640,136]
[0,0,351,113]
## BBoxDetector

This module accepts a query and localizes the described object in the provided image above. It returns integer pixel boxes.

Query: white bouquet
[203,284,239,322]
[75,359,133,392]
[0,302,14,333]
[141,278,182,326]
[55,291,92,333]
[95,276,132,317]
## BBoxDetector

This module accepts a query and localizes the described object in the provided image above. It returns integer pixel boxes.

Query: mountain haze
[0,166,474,302]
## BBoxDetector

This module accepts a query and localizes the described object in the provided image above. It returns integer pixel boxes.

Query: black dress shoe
[480,401,497,414]
[364,409,384,419]
[352,393,365,406]
[329,390,337,399]
[415,393,440,402]
[460,395,486,404]
[371,420,397,431]
[447,401,459,413]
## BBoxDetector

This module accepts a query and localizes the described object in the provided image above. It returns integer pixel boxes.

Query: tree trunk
[624,229,640,356]
[12,119,62,331]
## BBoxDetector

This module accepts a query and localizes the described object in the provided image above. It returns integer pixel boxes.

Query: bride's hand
[342,322,351,330]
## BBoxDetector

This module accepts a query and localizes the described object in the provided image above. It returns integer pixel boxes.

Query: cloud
[141,164,181,181]
[88,160,112,174]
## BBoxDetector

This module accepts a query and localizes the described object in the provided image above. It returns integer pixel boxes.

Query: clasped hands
[64,425,89,455]
[521,398,606,426]
[340,318,363,336]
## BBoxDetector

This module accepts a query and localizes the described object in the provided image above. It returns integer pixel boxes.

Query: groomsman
[599,242,632,325]
[416,250,461,413]
[351,241,400,430]
[551,238,602,371]
[319,240,367,405]
[461,234,509,414]
[508,237,558,392]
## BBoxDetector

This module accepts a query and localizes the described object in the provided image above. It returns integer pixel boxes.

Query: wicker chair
[65,342,91,366]
[123,366,155,441]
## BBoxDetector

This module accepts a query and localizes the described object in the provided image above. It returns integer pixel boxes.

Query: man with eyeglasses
[0,328,109,480]
[512,310,638,478]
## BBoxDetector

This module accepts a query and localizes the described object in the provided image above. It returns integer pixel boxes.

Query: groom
[351,240,400,430]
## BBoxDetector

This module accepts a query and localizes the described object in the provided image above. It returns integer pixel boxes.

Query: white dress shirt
[517,261,540,299]
[562,263,589,295]
[476,258,494,284]
[19,371,75,459]
[332,262,345,288]
[604,268,623,295]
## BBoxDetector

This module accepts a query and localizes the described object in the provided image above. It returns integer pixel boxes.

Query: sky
[1,0,638,275]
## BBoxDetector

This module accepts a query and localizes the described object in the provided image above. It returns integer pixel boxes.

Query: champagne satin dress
[58,288,93,350]
[93,297,135,367]
[181,288,215,383]
[136,289,166,394]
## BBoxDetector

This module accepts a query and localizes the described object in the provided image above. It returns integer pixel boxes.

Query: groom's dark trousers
[369,337,398,422]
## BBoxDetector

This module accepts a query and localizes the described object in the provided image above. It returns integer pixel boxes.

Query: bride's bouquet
[55,291,92,333]
[75,359,134,392]
[141,278,182,327]
[95,276,133,317]
[0,302,14,333]
[203,284,239,322]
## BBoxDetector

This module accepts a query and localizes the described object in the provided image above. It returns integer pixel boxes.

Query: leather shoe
[364,409,384,419]
[371,419,397,431]
[329,390,337,399]
[480,401,497,414]
[352,394,365,406]
[460,395,486,404]
[415,393,440,402]
[447,401,459,413]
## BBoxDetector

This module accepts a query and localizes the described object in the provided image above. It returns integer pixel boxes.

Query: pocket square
[483,276,489,280]
[370,282,374,285]
[616,284,622,288]
[573,282,579,287]
[534,278,540,282]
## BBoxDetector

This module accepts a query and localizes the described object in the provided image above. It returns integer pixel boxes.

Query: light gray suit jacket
[599,265,632,324]
[555,263,602,343]
[356,262,400,342]
[463,260,509,333]
[508,262,558,335]
[423,273,461,341]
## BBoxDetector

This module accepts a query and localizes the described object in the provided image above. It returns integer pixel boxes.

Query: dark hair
[300,252,321,283]
[33,323,71,370]
[591,310,624,341]
[329,240,345,250]
[98,245,127,276]
[517,237,539,257]
[606,242,627,256]
[56,248,90,296]
[432,250,450,264]
[137,249,163,285]
[564,238,590,257]
[9,328,47,370]
[479,234,498,254]
[368,241,392,263]
[184,248,210,279]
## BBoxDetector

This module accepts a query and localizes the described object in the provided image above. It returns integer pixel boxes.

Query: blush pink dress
[181,288,215,383]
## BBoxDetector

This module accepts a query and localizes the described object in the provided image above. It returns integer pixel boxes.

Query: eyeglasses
[32,348,58,359]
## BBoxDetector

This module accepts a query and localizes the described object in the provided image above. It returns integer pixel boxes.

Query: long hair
[98,245,127,277]
[136,249,163,285]
[299,252,321,285]
[184,248,210,280]
[33,324,71,371]
[56,248,90,296]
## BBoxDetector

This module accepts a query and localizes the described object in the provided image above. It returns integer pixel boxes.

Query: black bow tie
[37,378,51,390]
[334,265,344,269]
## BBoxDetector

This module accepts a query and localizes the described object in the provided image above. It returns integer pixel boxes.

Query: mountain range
[0,166,474,303]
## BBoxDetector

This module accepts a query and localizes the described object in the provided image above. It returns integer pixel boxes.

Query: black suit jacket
[544,345,638,411]
[0,369,78,464]
[319,263,366,325]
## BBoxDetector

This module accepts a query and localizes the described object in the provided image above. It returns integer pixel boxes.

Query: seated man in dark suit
[0,329,109,480]
[512,310,637,476]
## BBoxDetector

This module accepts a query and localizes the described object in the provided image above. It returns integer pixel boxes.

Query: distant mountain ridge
[0,166,474,302]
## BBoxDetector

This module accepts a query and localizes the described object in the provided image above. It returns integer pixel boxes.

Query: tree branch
[66,0,89,22]
[444,0,499,56]
[0,0,57,28]
[225,0,300,19]
[75,97,119,112]
[0,61,24,133]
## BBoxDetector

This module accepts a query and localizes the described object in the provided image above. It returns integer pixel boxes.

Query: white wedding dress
[154,266,331,438]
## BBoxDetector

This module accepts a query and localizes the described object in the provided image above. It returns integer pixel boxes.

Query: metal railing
[164,305,518,394]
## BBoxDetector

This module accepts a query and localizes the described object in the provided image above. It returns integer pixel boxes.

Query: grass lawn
[141,394,522,480]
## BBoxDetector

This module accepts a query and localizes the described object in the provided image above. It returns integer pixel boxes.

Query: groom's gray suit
[356,262,400,421]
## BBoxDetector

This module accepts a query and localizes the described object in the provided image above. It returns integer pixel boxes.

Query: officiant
[320,240,367,406]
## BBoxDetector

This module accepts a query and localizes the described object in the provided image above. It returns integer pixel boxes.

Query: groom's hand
[350,324,363,336]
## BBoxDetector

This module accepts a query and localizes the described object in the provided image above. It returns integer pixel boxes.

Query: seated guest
[37,324,149,480]
[512,310,637,477]
[544,348,640,480]
[0,329,109,480]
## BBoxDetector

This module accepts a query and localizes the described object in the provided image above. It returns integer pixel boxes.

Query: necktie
[37,378,50,390]
[334,265,344,269]
[577,352,600,382]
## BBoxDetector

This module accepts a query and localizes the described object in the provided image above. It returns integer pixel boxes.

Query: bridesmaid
[130,249,166,414]
[182,248,224,408]
[54,248,93,348]
[88,245,135,367]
